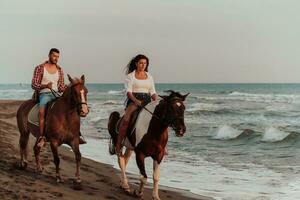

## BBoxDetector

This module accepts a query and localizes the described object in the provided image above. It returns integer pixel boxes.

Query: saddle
[116,106,142,136]
[28,100,57,127]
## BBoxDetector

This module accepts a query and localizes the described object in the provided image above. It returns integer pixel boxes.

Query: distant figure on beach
[115,54,157,155]
[31,48,86,147]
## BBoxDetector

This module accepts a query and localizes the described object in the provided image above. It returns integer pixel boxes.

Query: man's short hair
[49,48,60,55]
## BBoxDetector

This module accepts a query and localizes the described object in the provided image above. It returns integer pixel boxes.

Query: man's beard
[49,60,57,64]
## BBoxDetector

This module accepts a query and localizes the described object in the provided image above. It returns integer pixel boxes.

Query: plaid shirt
[31,61,66,93]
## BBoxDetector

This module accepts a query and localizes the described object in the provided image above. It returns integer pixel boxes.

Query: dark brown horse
[108,90,189,200]
[16,75,89,185]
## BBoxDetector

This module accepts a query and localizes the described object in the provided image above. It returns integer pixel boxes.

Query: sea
[1,83,300,200]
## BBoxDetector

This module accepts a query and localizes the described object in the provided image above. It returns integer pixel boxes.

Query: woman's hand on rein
[135,100,143,107]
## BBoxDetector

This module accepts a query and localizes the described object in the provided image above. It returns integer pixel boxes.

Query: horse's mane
[61,78,83,101]
[159,90,186,102]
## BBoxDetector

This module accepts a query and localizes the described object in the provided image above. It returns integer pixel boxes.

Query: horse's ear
[67,74,73,84]
[182,93,190,101]
[80,75,85,84]
[159,95,168,100]
[164,90,175,95]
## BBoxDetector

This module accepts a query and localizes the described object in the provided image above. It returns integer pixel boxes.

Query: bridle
[163,98,184,131]
[141,97,184,131]
[50,84,88,111]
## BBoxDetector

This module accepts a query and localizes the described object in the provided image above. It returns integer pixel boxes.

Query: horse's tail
[107,111,120,155]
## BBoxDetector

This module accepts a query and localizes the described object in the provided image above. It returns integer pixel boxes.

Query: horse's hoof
[119,181,131,192]
[19,162,28,170]
[56,177,64,183]
[36,166,44,173]
[72,179,82,190]
[119,185,131,193]
[133,190,143,199]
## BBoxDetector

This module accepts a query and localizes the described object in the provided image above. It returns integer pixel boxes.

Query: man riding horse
[31,48,86,147]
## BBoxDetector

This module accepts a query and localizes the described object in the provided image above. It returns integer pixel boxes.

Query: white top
[125,70,156,96]
[40,67,59,93]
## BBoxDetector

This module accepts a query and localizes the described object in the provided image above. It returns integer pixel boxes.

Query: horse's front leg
[152,160,161,200]
[50,141,62,183]
[118,148,133,192]
[135,151,147,198]
[33,140,43,172]
[71,139,82,185]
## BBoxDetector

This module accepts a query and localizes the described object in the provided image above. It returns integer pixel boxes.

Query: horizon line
[1,82,300,85]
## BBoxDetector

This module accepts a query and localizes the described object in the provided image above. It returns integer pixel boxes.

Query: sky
[0,0,300,83]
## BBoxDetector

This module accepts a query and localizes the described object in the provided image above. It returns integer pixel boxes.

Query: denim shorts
[126,93,151,107]
[39,92,56,108]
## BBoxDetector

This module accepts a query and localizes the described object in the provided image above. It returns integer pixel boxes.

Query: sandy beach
[0,100,211,200]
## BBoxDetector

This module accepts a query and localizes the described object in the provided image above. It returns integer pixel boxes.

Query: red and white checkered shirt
[31,61,66,93]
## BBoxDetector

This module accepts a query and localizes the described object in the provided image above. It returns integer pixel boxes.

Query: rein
[141,106,160,120]
[50,87,88,109]
[50,88,61,98]
[141,98,183,130]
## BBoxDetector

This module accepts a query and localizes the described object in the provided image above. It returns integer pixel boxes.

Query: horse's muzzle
[175,126,186,137]
[80,104,89,117]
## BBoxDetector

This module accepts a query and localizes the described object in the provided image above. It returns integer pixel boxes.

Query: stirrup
[109,138,116,155]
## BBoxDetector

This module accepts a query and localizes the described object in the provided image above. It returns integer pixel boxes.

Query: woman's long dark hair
[125,54,149,74]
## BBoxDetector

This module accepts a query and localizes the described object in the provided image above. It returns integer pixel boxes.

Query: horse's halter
[70,83,88,115]
[162,97,185,131]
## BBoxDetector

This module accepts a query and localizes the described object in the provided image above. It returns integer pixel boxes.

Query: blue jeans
[39,92,56,108]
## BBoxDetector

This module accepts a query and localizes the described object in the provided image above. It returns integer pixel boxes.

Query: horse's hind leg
[152,160,161,200]
[50,141,62,183]
[19,130,30,169]
[135,151,147,198]
[118,148,133,192]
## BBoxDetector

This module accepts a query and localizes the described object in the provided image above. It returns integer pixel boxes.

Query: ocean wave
[89,115,109,123]
[0,89,30,93]
[213,125,241,140]
[265,104,295,112]
[212,125,255,140]
[264,105,300,118]
[228,91,300,104]
[261,127,291,142]
[107,90,123,95]
[195,92,300,104]
[103,100,119,105]
[187,103,222,112]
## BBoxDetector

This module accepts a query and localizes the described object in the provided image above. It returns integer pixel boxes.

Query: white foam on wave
[103,100,119,105]
[87,101,123,124]
[213,125,241,140]
[265,104,293,112]
[187,102,222,112]
[89,116,108,123]
[261,127,290,142]
[107,90,123,95]
[274,177,300,200]
[228,91,300,104]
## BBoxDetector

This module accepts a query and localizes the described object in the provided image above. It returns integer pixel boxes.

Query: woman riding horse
[115,54,158,156]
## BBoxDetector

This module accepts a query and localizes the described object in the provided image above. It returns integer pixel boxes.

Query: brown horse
[16,74,89,185]
[108,90,189,200]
